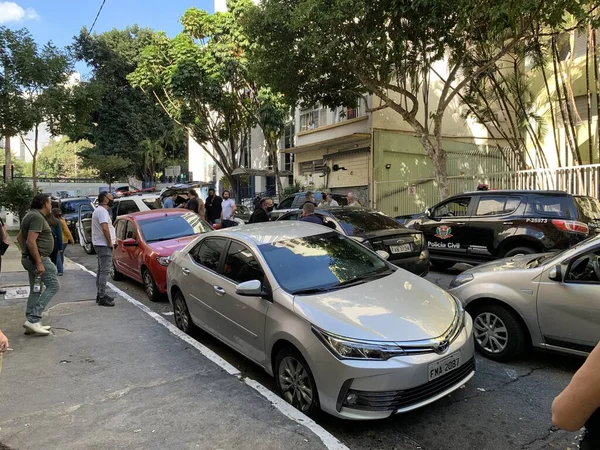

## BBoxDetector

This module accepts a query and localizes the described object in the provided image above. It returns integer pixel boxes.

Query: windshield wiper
[291,287,333,295]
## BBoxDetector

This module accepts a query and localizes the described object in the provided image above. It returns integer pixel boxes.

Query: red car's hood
[147,235,198,255]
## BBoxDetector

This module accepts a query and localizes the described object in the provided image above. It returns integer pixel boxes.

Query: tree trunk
[540,60,562,167]
[4,136,12,183]
[32,124,39,193]
[267,140,284,202]
[552,38,577,165]
[418,128,448,199]
[587,26,593,164]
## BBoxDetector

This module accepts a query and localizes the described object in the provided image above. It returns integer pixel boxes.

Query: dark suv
[59,197,94,243]
[410,190,600,269]
[270,191,348,219]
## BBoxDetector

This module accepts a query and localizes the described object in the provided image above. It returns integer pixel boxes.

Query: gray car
[167,221,475,420]
[449,235,600,361]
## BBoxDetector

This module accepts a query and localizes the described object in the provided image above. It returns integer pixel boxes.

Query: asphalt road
[65,244,584,450]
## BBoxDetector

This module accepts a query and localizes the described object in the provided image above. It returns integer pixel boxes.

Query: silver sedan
[449,235,600,361]
[167,221,475,420]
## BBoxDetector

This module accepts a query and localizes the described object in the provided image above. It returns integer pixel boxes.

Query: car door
[210,240,269,364]
[113,220,129,275]
[467,195,521,259]
[418,196,473,257]
[182,238,228,337]
[271,196,295,219]
[536,245,600,352]
[123,220,144,282]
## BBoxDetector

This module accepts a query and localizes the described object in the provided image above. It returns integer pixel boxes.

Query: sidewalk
[0,239,335,450]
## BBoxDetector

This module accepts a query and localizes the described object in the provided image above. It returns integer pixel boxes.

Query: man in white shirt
[220,190,238,228]
[92,192,117,307]
[318,192,339,208]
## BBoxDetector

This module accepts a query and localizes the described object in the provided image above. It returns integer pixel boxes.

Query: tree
[0,27,36,182]
[256,88,288,201]
[37,137,97,178]
[0,178,34,222]
[245,0,590,199]
[130,6,258,197]
[83,155,130,191]
[53,26,184,183]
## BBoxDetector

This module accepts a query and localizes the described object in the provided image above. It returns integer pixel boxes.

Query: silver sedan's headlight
[449,273,474,289]
[312,327,406,360]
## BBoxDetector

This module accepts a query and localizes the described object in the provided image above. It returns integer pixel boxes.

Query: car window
[125,220,138,240]
[565,249,600,284]
[533,196,577,219]
[222,242,264,285]
[476,196,521,216]
[60,199,92,215]
[331,210,403,235]
[116,200,140,216]
[277,197,294,210]
[142,198,160,210]
[280,213,299,221]
[139,213,212,242]
[192,238,227,271]
[291,195,305,208]
[259,232,388,293]
[433,197,471,218]
[115,220,127,240]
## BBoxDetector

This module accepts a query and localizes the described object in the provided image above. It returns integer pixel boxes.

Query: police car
[409,190,600,269]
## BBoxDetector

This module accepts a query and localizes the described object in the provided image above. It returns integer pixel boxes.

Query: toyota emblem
[435,340,450,354]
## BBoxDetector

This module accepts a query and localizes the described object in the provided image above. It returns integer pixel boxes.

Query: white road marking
[72,262,349,450]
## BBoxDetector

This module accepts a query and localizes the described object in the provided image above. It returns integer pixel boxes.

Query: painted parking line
[73,262,350,450]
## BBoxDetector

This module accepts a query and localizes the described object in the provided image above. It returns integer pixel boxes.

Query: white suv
[112,194,161,219]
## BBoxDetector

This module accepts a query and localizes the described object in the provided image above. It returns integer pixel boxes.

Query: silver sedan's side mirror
[376,250,390,260]
[236,280,268,299]
[548,265,562,282]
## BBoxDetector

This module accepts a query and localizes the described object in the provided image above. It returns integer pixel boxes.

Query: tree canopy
[245,0,593,198]
[37,137,97,178]
[55,26,185,183]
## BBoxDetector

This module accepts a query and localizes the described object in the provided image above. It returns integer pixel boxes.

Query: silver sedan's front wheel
[470,303,528,362]
[275,348,319,416]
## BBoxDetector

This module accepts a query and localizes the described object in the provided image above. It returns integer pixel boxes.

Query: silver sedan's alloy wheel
[173,295,189,332]
[278,356,314,412]
[474,312,508,354]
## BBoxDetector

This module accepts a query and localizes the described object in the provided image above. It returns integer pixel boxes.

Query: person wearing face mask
[220,190,238,228]
[91,192,117,307]
[248,197,273,224]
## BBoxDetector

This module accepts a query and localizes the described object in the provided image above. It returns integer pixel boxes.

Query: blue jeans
[22,257,60,323]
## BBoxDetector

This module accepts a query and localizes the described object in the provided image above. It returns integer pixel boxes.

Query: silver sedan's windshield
[259,232,392,294]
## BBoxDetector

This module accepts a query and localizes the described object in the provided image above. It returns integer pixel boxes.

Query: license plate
[389,243,412,254]
[428,352,461,381]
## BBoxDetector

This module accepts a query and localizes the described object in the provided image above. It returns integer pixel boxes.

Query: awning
[231,168,293,177]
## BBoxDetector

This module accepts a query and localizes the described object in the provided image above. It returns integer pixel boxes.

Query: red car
[111,209,213,301]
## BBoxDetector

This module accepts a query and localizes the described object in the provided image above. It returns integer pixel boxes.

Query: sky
[0,0,214,77]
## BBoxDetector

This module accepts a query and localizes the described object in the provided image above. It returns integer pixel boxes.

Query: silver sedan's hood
[293,270,457,342]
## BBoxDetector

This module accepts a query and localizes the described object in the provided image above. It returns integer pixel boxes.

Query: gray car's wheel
[471,304,527,361]
[173,290,193,334]
[142,267,163,302]
[84,242,96,255]
[275,347,319,416]
[110,260,124,281]
[504,246,536,258]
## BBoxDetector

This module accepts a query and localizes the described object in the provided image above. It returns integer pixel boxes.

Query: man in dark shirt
[303,191,317,206]
[300,203,324,225]
[205,188,223,225]
[249,198,273,224]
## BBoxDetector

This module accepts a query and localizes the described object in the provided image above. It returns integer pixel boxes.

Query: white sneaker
[23,323,52,335]
[23,321,51,336]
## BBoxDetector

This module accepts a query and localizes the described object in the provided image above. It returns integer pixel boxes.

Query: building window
[284,153,294,172]
[337,98,366,122]
[241,130,251,168]
[281,123,294,150]
[299,106,328,132]
[299,159,324,175]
